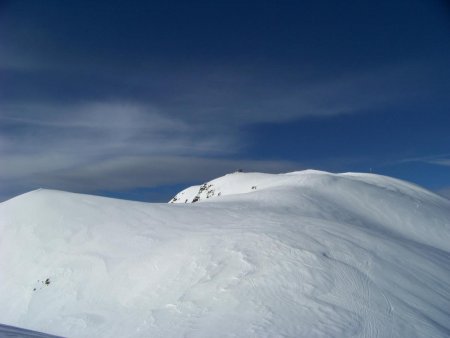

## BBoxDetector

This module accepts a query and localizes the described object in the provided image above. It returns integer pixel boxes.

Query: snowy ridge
[1,170,450,337]
[169,170,322,203]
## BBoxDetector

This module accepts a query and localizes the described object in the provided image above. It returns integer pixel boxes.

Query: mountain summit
[1,170,449,337]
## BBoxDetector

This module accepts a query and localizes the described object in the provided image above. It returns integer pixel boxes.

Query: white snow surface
[1,170,450,338]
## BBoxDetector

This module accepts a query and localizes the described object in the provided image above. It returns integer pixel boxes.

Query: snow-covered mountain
[1,170,449,338]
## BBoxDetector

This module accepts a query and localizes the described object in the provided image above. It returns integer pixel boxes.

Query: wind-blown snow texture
[1,170,449,337]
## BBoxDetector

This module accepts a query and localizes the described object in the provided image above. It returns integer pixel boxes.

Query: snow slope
[1,170,449,337]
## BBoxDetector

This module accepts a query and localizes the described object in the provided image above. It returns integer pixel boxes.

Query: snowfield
[0,170,449,337]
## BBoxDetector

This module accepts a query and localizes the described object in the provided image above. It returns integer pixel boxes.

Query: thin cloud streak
[429,160,450,167]
[397,153,450,167]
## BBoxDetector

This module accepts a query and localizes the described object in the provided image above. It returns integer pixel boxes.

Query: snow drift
[0,170,449,337]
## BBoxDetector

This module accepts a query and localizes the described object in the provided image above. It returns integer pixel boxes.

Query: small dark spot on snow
[45,278,50,285]
[33,288,36,291]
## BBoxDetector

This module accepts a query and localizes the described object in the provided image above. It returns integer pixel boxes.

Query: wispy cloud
[3,60,440,128]
[1,57,447,201]
[398,153,450,167]
[1,0,448,201]
[0,97,305,201]
[0,101,238,200]
[427,159,450,167]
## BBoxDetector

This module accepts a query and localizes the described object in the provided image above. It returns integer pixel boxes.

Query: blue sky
[1,0,449,201]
